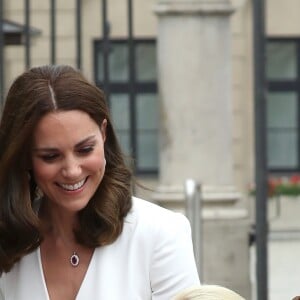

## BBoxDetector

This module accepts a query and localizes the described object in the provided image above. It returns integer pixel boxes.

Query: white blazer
[0,197,200,299]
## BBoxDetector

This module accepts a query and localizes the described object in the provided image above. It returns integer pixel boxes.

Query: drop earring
[34,186,44,201]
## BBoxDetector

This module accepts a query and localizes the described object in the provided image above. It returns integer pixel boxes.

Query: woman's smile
[56,177,88,192]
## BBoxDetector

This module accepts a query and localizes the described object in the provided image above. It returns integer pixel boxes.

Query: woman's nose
[61,156,81,178]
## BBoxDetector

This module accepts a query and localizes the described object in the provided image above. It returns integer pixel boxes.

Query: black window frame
[93,38,158,175]
[267,37,300,174]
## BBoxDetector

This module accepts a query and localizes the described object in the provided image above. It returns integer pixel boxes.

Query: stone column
[155,0,236,199]
[153,1,251,298]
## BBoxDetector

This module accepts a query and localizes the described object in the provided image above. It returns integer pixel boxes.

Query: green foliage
[273,184,300,197]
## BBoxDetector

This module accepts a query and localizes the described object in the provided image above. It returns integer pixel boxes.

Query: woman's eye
[40,153,59,162]
[78,146,94,154]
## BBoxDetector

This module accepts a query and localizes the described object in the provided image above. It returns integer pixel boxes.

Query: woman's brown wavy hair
[0,65,132,273]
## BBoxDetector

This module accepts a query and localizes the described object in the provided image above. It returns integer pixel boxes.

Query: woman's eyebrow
[33,135,97,152]
[32,146,57,152]
[74,135,96,148]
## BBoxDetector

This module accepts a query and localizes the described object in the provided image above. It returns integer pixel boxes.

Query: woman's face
[31,110,107,213]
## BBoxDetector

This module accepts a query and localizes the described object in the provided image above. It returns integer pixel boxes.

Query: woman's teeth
[60,178,86,191]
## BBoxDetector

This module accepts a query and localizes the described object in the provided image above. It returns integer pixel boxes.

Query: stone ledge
[154,0,235,16]
[152,184,241,205]
[203,208,248,220]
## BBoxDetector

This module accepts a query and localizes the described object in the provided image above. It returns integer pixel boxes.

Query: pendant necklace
[70,252,80,267]
[60,236,80,267]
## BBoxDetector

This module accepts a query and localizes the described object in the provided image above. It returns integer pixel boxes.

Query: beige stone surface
[203,218,251,300]
[156,11,234,187]
[267,0,300,36]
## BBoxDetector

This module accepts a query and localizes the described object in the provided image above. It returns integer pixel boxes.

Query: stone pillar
[153,1,251,299]
[155,0,235,193]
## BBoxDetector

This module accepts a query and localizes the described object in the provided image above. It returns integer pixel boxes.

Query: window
[266,39,300,172]
[94,39,158,174]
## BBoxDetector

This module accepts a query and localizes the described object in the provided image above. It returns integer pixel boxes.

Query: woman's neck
[40,200,79,242]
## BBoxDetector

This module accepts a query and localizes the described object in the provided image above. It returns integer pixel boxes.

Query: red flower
[289,175,300,185]
[268,177,281,197]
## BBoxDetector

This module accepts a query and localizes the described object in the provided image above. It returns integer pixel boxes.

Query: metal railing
[184,179,202,278]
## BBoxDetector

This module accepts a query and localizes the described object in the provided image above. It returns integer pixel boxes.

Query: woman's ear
[101,119,107,142]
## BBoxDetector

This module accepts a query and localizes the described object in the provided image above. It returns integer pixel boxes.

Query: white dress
[0,197,200,299]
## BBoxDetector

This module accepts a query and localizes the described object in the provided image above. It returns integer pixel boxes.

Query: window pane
[136,94,158,170]
[109,44,129,81]
[135,43,157,82]
[267,92,298,169]
[110,94,130,155]
[110,94,130,130]
[137,132,159,170]
[267,92,297,128]
[136,94,158,130]
[96,50,104,82]
[266,42,297,80]
[96,44,129,82]
[268,130,298,168]
[116,132,131,157]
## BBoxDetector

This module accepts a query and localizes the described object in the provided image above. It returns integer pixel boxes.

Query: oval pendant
[70,252,80,267]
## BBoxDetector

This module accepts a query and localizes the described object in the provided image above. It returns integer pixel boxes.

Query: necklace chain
[57,235,79,267]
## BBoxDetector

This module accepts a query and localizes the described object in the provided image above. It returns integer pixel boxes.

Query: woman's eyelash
[40,153,59,161]
[78,146,94,153]
[37,144,95,160]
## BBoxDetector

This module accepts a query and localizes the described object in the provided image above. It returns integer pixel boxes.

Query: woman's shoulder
[127,196,191,234]
[132,196,187,219]
[0,248,41,299]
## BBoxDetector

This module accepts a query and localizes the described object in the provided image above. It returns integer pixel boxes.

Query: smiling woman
[31,111,107,213]
[0,65,200,300]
